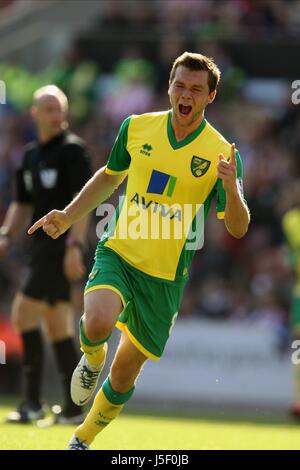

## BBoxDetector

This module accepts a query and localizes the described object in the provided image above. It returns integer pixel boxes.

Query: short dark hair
[169,51,221,93]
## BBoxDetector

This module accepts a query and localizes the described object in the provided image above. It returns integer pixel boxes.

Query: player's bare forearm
[28,167,126,237]
[217,143,249,239]
[224,189,250,239]
[64,166,126,225]
[1,201,32,239]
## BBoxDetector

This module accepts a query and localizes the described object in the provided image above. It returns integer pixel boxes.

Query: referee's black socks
[22,328,44,409]
[52,337,82,416]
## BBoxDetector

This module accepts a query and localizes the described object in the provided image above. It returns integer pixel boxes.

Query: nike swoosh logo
[79,399,88,405]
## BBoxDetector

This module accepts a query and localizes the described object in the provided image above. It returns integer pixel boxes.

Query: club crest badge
[191,156,211,177]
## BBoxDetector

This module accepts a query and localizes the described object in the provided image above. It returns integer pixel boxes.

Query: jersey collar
[39,131,65,149]
[167,110,206,150]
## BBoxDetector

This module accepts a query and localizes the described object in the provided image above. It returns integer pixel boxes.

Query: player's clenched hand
[217,143,238,194]
[27,210,71,239]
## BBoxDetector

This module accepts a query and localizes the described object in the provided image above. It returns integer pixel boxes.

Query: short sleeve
[216,150,245,219]
[63,144,92,195]
[105,116,131,175]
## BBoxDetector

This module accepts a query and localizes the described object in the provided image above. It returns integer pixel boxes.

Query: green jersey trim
[167,111,207,150]
[106,116,132,172]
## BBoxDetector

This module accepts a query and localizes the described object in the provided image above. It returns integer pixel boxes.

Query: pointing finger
[27,216,48,235]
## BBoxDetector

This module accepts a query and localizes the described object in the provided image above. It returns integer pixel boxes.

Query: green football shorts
[85,244,186,360]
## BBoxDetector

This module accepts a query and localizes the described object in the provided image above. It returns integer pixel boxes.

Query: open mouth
[179,104,192,117]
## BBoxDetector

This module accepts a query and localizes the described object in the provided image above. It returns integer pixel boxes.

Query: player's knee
[11,295,40,332]
[84,307,114,342]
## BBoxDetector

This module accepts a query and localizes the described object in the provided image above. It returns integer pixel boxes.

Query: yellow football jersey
[283,209,300,250]
[282,208,300,284]
[103,110,244,283]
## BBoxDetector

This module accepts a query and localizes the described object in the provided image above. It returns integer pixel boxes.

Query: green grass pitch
[1,401,300,450]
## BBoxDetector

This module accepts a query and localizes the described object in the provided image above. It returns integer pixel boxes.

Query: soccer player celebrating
[28,52,250,449]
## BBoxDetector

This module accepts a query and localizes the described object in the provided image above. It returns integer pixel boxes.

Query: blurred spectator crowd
[2,0,298,35]
[1,0,300,351]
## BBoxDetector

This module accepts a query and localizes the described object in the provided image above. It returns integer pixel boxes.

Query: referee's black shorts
[21,237,70,305]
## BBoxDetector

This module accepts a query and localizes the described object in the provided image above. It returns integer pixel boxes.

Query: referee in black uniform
[0,85,91,424]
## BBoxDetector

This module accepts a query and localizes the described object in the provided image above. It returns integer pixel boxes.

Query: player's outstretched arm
[28,166,126,238]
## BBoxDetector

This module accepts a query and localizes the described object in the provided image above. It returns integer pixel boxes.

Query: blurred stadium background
[1,0,300,443]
